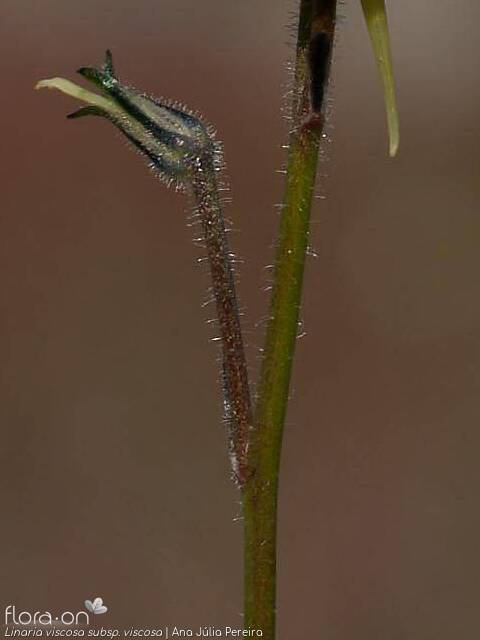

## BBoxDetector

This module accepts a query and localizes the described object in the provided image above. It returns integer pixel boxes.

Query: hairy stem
[192,155,253,486]
[243,1,336,636]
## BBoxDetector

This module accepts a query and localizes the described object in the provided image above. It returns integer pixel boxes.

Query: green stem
[243,1,336,637]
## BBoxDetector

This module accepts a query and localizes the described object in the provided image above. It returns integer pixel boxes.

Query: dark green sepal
[67,105,108,120]
[76,66,106,88]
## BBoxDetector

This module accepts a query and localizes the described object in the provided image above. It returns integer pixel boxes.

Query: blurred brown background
[1,1,479,637]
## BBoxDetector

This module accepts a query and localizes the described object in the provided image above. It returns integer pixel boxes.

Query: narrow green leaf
[361,0,399,156]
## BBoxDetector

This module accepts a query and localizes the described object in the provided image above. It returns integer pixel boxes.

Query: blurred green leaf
[361,0,399,156]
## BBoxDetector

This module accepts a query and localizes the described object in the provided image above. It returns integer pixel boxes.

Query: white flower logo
[85,598,108,615]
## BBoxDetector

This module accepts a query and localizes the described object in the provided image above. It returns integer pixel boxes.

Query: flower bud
[36,50,218,188]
